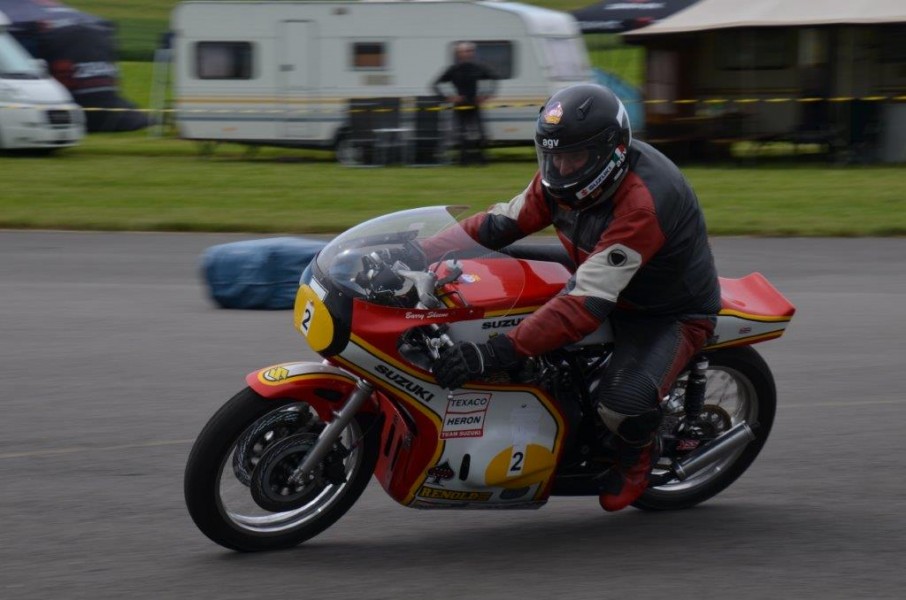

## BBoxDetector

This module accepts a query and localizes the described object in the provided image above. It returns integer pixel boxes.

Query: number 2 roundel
[485,444,556,489]
[293,284,335,352]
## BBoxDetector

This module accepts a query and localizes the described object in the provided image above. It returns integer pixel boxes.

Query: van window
[352,42,387,70]
[195,42,254,79]
[542,38,587,81]
[0,33,43,80]
[472,41,513,80]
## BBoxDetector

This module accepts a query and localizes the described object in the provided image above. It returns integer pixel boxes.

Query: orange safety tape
[4,95,905,114]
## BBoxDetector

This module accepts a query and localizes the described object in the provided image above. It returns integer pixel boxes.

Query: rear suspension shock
[683,356,709,422]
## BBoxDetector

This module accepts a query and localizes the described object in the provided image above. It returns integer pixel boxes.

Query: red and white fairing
[261,206,794,509]
[328,277,571,509]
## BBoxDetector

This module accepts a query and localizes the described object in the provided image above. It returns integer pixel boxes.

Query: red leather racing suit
[425,140,722,442]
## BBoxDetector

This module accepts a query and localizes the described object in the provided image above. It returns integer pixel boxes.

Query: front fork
[288,379,374,486]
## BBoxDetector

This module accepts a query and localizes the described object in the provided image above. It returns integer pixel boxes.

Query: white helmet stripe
[615,99,632,144]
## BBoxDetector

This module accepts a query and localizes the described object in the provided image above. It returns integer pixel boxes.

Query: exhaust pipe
[670,422,756,481]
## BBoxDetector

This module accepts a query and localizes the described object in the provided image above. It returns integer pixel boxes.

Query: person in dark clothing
[432,41,498,165]
[428,83,721,512]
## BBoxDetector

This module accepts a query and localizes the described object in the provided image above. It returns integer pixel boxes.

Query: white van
[170,1,592,154]
[0,12,85,151]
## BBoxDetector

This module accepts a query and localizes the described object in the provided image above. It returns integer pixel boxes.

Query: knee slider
[596,368,662,444]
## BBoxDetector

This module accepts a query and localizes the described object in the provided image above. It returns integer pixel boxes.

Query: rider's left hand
[382,241,427,271]
[432,336,519,390]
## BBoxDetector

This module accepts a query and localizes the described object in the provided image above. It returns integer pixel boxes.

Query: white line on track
[0,439,194,460]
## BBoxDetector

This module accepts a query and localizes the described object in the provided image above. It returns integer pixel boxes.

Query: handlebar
[355,251,460,360]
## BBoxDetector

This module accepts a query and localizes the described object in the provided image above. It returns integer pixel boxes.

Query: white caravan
[0,12,84,151]
[170,1,592,154]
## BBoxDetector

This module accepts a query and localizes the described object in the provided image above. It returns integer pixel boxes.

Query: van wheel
[335,132,356,165]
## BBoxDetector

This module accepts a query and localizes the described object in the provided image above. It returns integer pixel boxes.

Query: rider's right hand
[433,342,485,389]
[432,336,520,389]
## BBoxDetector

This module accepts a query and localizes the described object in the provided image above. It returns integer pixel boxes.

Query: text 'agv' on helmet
[535,84,632,210]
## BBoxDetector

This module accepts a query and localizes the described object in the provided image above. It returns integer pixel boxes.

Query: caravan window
[195,42,254,79]
[352,42,387,70]
[466,41,513,80]
[542,38,588,81]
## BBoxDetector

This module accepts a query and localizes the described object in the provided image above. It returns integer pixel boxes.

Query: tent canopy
[0,0,148,132]
[623,0,906,37]
[0,0,102,31]
[571,0,701,34]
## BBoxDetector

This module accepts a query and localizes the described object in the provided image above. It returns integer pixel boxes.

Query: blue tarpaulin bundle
[593,68,644,134]
[201,237,327,310]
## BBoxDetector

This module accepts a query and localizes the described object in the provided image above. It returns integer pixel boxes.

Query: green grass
[690,167,906,236]
[11,3,902,237]
[1,133,903,235]
[586,37,644,88]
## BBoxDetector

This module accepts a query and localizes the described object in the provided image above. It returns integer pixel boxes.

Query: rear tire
[633,346,776,511]
[184,387,380,551]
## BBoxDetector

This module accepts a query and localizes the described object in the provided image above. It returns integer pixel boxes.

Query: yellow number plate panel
[293,285,334,352]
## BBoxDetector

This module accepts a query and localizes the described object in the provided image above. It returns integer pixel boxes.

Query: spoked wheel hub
[635,348,777,510]
[184,389,382,551]
[696,405,733,437]
[670,405,734,453]
[250,433,324,512]
[232,406,313,486]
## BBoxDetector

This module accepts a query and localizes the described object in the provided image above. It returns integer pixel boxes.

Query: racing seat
[718,273,796,319]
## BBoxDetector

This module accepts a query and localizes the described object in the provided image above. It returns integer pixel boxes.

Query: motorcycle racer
[427,83,722,512]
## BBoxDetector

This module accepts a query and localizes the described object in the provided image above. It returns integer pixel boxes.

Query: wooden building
[623,0,906,161]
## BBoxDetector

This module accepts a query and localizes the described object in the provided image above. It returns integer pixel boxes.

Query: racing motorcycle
[184,206,795,552]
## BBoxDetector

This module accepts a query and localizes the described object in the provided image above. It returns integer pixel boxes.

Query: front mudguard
[246,362,376,422]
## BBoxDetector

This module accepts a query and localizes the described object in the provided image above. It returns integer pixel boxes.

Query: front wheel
[634,346,777,511]
[184,387,380,551]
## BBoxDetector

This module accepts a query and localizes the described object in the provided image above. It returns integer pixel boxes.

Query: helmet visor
[537,143,607,194]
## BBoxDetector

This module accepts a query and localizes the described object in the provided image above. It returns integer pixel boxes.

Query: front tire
[634,346,777,511]
[184,387,379,551]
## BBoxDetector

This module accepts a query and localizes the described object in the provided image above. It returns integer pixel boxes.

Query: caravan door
[279,20,317,140]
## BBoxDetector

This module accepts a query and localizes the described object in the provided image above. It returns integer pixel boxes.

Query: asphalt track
[1,231,904,600]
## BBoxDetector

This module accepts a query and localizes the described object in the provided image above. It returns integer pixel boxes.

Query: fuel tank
[438,258,571,313]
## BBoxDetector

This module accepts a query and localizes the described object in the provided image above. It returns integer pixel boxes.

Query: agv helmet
[535,84,632,210]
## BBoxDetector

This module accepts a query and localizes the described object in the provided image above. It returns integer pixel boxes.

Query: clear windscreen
[313,206,528,315]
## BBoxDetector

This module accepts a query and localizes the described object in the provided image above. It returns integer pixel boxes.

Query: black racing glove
[432,335,520,390]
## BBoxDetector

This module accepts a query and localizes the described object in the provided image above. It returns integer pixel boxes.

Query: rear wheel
[184,387,379,551]
[634,346,776,510]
